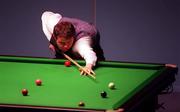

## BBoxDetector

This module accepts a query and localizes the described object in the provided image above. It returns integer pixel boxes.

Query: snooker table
[0,55,178,112]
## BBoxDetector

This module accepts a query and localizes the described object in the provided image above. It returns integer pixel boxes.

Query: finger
[81,70,87,76]
[80,71,84,76]
[83,70,88,76]
[90,70,96,75]
[82,68,88,73]
[86,69,90,74]
[85,70,91,76]
[80,68,86,75]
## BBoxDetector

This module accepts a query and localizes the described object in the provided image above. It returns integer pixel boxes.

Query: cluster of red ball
[21,79,42,96]
[22,61,71,96]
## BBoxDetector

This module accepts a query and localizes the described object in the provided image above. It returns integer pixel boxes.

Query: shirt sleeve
[41,11,62,41]
[73,36,97,66]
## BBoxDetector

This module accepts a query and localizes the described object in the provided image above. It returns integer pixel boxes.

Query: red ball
[35,79,42,86]
[22,89,28,96]
[64,61,71,67]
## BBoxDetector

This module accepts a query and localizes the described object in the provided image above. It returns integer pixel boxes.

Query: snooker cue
[50,39,96,79]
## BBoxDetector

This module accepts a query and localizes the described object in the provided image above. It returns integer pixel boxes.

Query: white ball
[108,82,115,89]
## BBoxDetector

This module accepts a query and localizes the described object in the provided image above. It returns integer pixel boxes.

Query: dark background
[0,0,179,91]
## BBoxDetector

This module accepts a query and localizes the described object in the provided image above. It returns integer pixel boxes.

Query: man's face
[56,36,74,52]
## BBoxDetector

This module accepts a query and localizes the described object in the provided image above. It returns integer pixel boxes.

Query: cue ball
[22,89,28,96]
[64,61,71,67]
[35,79,42,86]
[108,82,115,89]
[100,91,107,98]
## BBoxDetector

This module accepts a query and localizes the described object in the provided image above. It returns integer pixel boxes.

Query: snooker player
[41,11,105,75]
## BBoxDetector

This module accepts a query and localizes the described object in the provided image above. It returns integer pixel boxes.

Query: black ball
[101,91,107,98]
[78,101,85,106]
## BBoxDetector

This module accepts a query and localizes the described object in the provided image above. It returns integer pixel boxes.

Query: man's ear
[49,44,55,52]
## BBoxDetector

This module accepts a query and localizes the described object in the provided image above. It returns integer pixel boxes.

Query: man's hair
[53,22,75,39]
